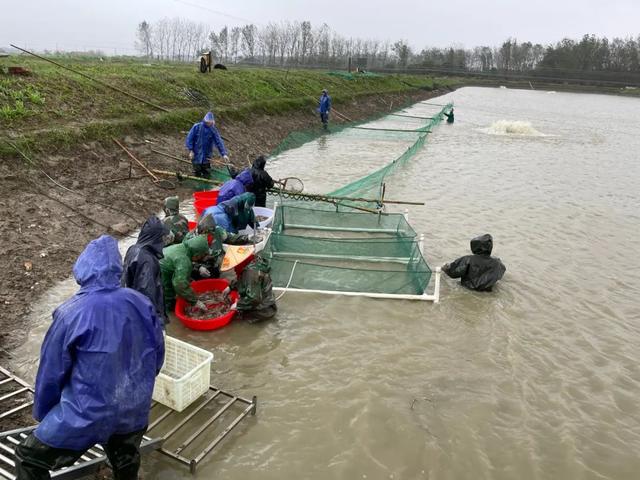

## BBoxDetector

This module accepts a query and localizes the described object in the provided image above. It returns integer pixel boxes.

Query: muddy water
[13,87,640,480]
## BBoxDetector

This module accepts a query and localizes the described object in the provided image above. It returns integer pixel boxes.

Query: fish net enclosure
[262,205,431,295]
[261,103,452,299]
[269,103,452,210]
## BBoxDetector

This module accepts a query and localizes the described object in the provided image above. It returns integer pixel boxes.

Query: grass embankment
[0,57,456,157]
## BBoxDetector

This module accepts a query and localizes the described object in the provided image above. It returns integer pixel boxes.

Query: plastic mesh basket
[152,336,213,412]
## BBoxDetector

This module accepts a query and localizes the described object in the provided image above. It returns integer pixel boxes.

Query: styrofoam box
[152,336,213,412]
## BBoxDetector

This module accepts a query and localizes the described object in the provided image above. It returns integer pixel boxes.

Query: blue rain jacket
[122,216,168,324]
[34,235,165,450]
[203,193,255,235]
[319,93,331,114]
[185,121,227,164]
[217,169,254,203]
[204,204,233,233]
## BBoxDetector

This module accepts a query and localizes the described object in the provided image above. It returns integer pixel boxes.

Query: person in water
[442,234,505,291]
[444,108,454,123]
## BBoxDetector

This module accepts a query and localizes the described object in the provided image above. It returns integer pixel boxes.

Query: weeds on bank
[0,79,46,121]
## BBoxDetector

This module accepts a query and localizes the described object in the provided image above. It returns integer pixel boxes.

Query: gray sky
[2,0,640,54]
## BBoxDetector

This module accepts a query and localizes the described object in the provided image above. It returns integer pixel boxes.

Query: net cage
[261,205,437,299]
[264,102,452,300]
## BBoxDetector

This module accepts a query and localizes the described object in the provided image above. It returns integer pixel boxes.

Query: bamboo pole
[151,149,192,165]
[151,148,233,168]
[152,169,222,184]
[113,138,160,181]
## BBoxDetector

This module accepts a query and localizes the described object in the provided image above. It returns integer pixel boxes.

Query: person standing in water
[443,107,454,123]
[442,234,505,291]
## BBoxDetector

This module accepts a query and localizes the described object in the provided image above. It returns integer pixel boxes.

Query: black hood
[470,234,493,255]
[137,216,168,257]
[252,156,267,170]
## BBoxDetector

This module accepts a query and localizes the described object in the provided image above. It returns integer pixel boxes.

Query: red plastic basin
[193,190,220,202]
[192,190,219,216]
[175,279,239,331]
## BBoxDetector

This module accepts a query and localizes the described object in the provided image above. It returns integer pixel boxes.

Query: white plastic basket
[253,207,274,229]
[152,336,213,412]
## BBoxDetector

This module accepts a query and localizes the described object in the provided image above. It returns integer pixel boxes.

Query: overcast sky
[2,0,640,54]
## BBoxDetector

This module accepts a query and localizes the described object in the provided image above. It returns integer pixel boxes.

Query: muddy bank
[0,89,445,359]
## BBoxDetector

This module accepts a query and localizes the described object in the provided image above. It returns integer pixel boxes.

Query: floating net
[327,71,383,80]
[262,205,431,295]
[260,101,452,298]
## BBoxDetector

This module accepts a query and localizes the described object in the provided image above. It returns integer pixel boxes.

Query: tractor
[198,51,226,73]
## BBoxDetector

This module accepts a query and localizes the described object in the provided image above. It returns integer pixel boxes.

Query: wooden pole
[152,169,222,185]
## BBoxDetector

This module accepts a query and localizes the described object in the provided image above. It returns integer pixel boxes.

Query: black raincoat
[443,234,505,292]
[122,216,168,323]
[250,156,274,207]
[237,256,277,322]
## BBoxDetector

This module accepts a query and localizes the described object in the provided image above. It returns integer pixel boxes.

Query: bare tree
[392,40,412,67]
[300,21,312,64]
[241,24,257,60]
[135,21,153,58]
[230,27,241,63]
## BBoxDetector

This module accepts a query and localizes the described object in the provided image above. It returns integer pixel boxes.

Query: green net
[272,204,417,238]
[261,101,452,297]
[327,71,383,80]
[328,104,451,207]
[262,205,431,295]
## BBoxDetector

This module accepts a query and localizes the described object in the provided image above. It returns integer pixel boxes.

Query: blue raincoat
[217,169,254,203]
[122,216,168,324]
[319,92,331,114]
[185,121,227,164]
[34,235,165,450]
[203,192,256,234]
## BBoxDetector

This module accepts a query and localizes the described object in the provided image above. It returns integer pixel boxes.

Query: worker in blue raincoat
[318,89,332,129]
[203,192,256,235]
[15,235,165,480]
[122,216,170,326]
[217,169,254,204]
[185,111,229,178]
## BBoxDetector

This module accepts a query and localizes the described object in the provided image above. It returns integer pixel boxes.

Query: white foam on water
[480,120,546,136]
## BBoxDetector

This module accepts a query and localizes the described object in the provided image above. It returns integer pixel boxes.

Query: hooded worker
[318,89,332,129]
[203,192,256,235]
[442,234,506,291]
[444,108,455,123]
[185,111,229,178]
[217,169,254,204]
[249,156,274,208]
[162,196,189,245]
[236,255,277,322]
[15,235,164,479]
[184,213,227,280]
[160,234,210,312]
[122,216,169,326]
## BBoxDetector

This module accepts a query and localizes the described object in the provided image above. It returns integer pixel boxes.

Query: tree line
[135,19,640,76]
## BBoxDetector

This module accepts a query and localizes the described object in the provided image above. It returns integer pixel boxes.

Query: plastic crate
[152,336,213,412]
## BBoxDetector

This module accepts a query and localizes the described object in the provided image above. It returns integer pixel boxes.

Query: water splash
[481,120,545,136]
